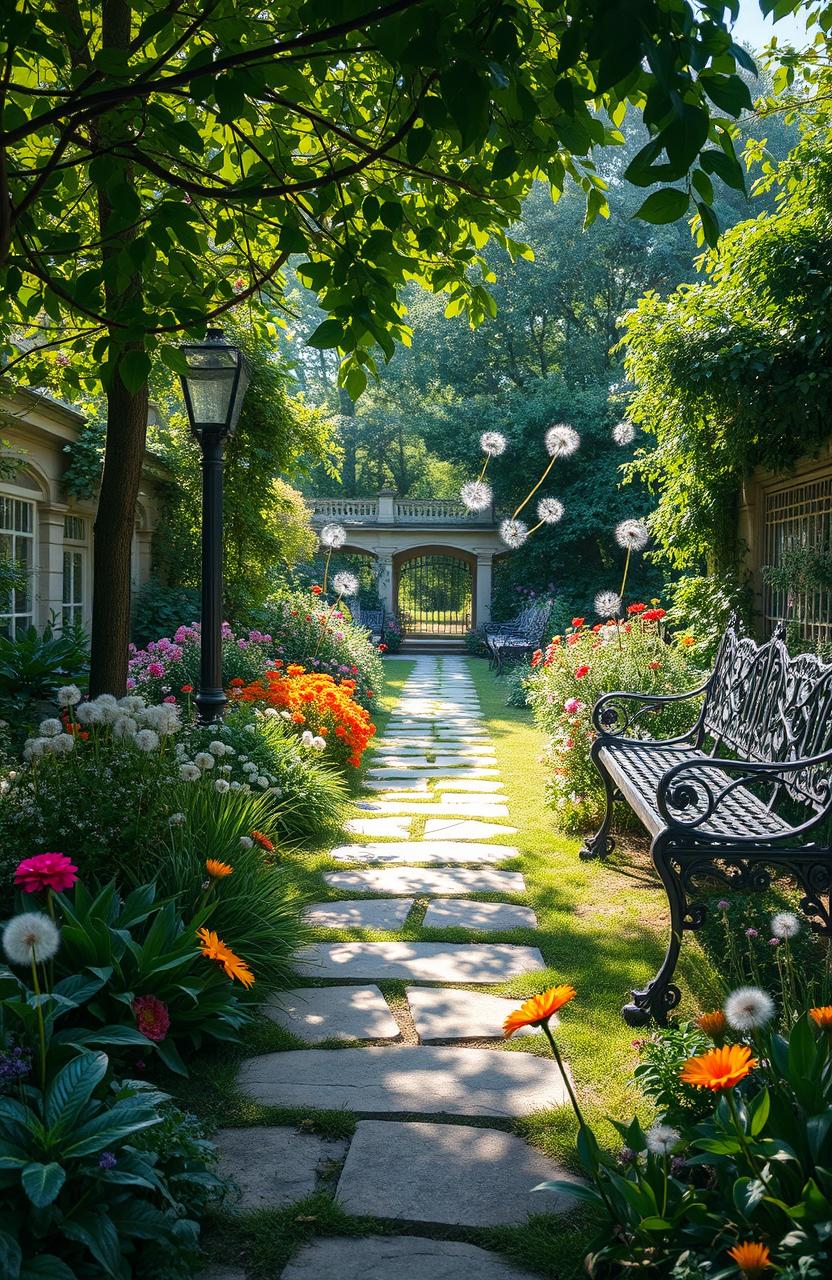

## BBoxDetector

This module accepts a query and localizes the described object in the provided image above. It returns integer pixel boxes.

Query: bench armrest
[592,681,711,739]
[656,750,832,837]
[484,621,522,636]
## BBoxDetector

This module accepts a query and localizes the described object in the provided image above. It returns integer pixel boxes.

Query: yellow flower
[196,927,254,988]
[503,985,576,1038]
[205,859,233,879]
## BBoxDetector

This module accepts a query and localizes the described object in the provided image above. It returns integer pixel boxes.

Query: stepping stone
[239,1045,566,1115]
[429,746,495,757]
[304,899,414,929]
[330,841,519,866]
[265,985,400,1042]
[295,941,544,982]
[336,1122,580,1226]
[406,987,542,1041]
[357,802,510,818]
[435,755,496,767]
[325,867,527,896]
[437,796,508,811]
[438,779,505,792]
[424,819,517,840]
[345,816,412,838]
[365,777,428,791]
[282,1236,539,1280]
[214,1126,347,1211]
[368,766,499,777]
[422,899,537,931]
[367,757,432,769]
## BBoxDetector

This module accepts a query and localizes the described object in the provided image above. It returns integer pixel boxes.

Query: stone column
[37,507,66,629]
[475,552,493,627]
[377,487,397,523]
[376,550,395,614]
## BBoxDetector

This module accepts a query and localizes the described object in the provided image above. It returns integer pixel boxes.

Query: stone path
[220,656,576,1278]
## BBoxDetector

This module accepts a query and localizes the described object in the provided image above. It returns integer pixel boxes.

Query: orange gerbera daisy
[251,830,275,853]
[810,1005,832,1030]
[680,1043,757,1092]
[205,859,233,879]
[196,927,255,988]
[728,1241,771,1277]
[503,985,576,1038]
[696,1010,727,1040]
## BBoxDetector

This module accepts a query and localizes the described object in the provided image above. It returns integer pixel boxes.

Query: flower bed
[523,607,705,832]
[233,664,376,769]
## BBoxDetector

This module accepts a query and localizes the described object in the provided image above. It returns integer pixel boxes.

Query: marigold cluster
[234,666,376,767]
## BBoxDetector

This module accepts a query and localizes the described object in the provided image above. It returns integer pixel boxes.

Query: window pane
[73,553,83,604]
[63,550,71,602]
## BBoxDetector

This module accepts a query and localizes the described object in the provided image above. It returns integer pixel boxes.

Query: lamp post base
[195,686,227,726]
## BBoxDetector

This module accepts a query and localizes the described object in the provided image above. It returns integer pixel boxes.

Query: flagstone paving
[231,656,576,1279]
[214,1127,348,1211]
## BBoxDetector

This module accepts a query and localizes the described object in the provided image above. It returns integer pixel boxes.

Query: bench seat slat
[599,741,793,841]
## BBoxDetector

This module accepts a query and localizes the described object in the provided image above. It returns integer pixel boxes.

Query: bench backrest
[524,601,553,645]
[703,621,832,812]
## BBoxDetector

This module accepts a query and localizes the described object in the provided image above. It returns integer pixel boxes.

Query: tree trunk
[87,0,148,695]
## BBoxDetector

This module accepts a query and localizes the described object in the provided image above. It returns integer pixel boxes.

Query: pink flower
[147,662,164,678]
[133,995,170,1043]
[15,852,78,894]
[564,697,583,715]
[163,695,177,704]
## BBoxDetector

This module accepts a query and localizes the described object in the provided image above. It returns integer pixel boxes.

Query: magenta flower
[15,852,78,894]
[745,927,758,939]
[147,662,164,678]
[133,995,171,1042]
[717,899,729,910]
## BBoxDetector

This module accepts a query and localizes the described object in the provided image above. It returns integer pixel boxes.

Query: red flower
[642,608,666,622]
[531,649,543,668]
[571,617,585,628]
[378,643,388,652]
[574,664,590,679]
[133,995,170,1043]
[181,684,193,694]
[627,602,646,614]
[311,584,323,595]
[229,677,244,688]
[649,661,661,670]
[15,852,78,894]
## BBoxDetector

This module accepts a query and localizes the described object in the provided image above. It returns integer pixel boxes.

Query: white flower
[194,752,215,771]
[48,733,75,755]
[208,740,226,756]
[23,738,48,760]
[320,522,347,549]
[645,1123,681,1156]
[133,728,160,753]
[332,570,359,597]
[38,718,63,738]
[312,736,326,750]
[771,911,801,939]
[214,778,230,793]
[544,424,580,458]
[239,836,253,849]
[230,781,242,791]
[219,764,232,775]
[595,590,622,617]
[615,518,649,551]
[480,430,507,457]
[612,421,635,445]
[75,702,102,725]
[118,696,146,713]
[724,986,775,1032]
[499,518,529,549]
[264,708,278,719]
[301,730,315,747]
[536,497,564,524]
[179,763,200,782]
[244,724,256,733]
[138,704,180,735]
[96,694,118,709]
[256,775,270,789]
[57,685,81,707]
[3,912,60,965]
[168,812,186,827]
[460,480,493,512]
[745,1178,766,1208]
[280,710,292,721]
[112,716,138,740]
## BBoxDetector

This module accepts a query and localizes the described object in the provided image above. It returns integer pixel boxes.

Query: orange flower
[810,1005,832,1030]
[696,1010,727,1040]
[205,858,233,879]
[680,1043,756,1092]
[229,677,244,687]
[251,830,275,853]
[728,1242,771,1277]
[503,985,576,1038]
[196,928,254,988]
[680,635,695,647]
[286,663,305,676]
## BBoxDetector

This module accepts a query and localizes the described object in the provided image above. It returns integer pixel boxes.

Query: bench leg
[579,740,616,861]
[622,838,684,1026]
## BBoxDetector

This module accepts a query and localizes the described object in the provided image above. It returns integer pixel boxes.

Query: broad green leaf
[45,1050,108,1134]
[21,1161,66,1208]
[634,189,690,224]
[0,1230,22,1279]
[700,72,753,117]
[306,319,343,350]
[116,349,152,394]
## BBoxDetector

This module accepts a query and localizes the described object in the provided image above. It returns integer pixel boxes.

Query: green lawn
[186,655,718,1278]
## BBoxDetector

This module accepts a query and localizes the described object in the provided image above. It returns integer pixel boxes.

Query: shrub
[131,578,201,649]
[0,624,88,729]
[381,616,402,652]
[524,607,705,832]
[504,659,533,707]
[234,665,377,770]
[127,622,274,703]
[632,1022,714,1127]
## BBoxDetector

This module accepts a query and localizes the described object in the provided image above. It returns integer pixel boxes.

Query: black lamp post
[179,328,249,724]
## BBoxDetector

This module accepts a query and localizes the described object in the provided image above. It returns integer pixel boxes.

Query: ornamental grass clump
[523,607,705,832]
[527,982,832,1277]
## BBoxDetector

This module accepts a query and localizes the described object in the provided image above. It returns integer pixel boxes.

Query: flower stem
[322,547,333,593]
[618,546,632,605]
[30,953,47,1094]
[513,454,557,520]
[542,1021,586,1130]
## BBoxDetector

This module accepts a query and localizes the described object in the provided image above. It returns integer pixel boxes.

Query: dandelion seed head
[615,518,649,551]
[500,518,529,549]
[320,523,347,549]
[595,590,622,617]
[480,430,507,457]
[544,424,580,458]
[771,911,800,939]
[537,497,564,524]
[724,986,775,1032]
[612,421,635,446]
[3,912,60,965]
[645,1123,681,1156]
[332,570,359,597]
[460,480,493,512]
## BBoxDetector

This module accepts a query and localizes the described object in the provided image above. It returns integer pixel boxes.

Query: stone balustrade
[307,493,497,527]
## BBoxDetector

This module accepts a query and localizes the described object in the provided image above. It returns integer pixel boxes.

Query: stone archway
[393,545,476,636]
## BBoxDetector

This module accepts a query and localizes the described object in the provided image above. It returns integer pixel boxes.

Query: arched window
[0,494,35,636]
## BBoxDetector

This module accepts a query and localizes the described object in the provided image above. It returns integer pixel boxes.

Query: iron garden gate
[396,552,473,635]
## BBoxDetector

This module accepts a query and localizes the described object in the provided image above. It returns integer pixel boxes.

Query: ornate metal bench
[581,619,832,1026]
[352,605,385,643]
[485,602,552,675]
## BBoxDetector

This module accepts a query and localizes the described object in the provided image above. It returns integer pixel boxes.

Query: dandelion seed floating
[594,589,622,618]
[526,496,565,537]
[332,570,359,598]
[319,522,347,591]
[512,423,580,521]
[480,430,507,457]
[614,518,649,605]
[500,518,529,550]
[460,479,493,512]
[612,421,635,446]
